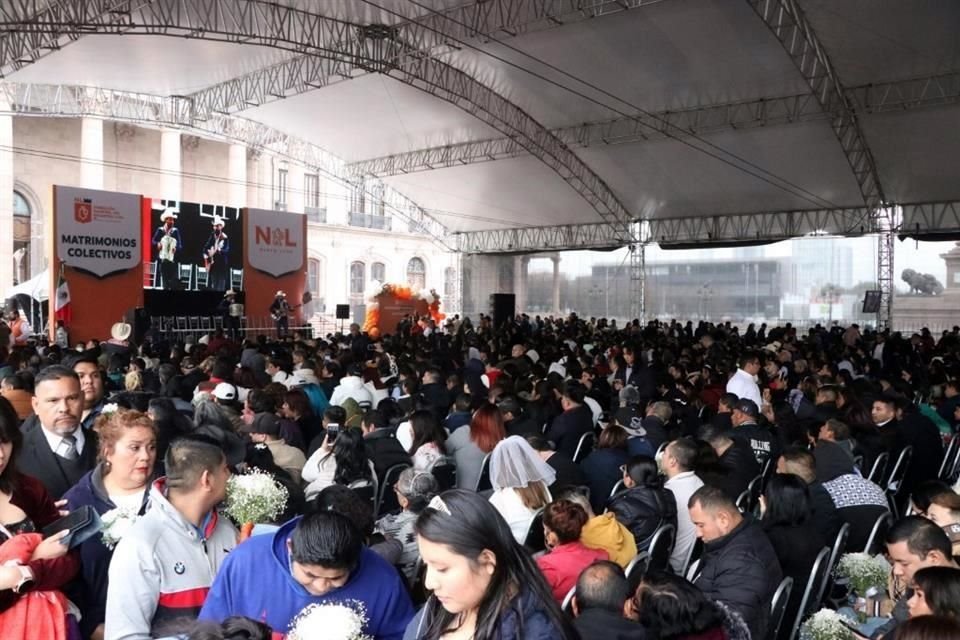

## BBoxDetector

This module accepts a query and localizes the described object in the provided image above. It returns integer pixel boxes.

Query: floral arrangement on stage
[836,552,890,596]
[224,470,289,541]
[100,506,140,550]
[362,281,444,335]
[288,601,373,640]
[799,608,856,640]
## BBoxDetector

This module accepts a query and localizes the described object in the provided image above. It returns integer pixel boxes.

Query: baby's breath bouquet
[800,609,856,640]
[100,506,140,550]
[288,602,373,640]
[224,470,288,540]
[836,552,890,595]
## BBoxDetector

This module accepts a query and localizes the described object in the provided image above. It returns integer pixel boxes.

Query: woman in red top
[536,499,608,603]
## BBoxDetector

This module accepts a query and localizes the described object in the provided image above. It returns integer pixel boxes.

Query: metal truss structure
[0,82,451,246]
[748,0,890,326]
[348,70,960,177]
[900,201,960,236]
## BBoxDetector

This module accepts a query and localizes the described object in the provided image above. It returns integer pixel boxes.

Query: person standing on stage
[270,291,290,338]
[152,209,182,290]
[203,215,231,291]
[218,290,242,340]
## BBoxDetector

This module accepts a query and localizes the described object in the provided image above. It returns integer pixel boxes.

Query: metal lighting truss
[0,81,451,246]
[846,71,960,114]
[748,0,891,327]
[454,205,882,253]
[900,202,960,237]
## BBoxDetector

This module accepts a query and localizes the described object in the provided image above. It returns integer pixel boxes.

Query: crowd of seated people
[0,314,960,639]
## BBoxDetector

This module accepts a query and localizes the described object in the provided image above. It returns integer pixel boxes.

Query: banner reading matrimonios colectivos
[55,186,141,278]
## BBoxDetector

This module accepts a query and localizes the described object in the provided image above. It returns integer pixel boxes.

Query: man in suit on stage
[17,365,97,498]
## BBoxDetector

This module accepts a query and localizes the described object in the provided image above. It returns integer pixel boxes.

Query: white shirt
[271,370,289,384]
[489,487,549,544]
[41,424,86,457]
[726,368,762,406]
[665,470,704,573]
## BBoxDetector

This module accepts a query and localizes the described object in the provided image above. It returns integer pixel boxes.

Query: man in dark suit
[18,365,97,498]
[614,346,656,403]
[546,382,594,459]
[497,395,540,438]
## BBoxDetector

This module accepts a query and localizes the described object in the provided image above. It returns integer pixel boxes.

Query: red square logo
[74,200,92,224]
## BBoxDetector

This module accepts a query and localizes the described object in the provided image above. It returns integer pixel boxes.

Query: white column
[0,114,12,291]
[228,144,246,208]
[551,253,561,316]
[160,129,181,200]
[289,164,305,213]
[80,117,104,189]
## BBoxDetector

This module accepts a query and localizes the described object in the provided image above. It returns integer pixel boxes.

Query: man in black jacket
[545,382,594,458]
[497,395,540,438]
[18,365,97,498]
[730,399,779,467]
[777,447,843,541]
[688,485,783,640]
[360,409,411,481]
[573,561,645,640]
[698,423,760,500]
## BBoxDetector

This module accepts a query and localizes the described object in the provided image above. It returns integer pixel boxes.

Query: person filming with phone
[302,420,374,501]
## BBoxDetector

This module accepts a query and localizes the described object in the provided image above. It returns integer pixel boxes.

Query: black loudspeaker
[862,290,882,313]
[335,304,351,320]
[490,293,516,328]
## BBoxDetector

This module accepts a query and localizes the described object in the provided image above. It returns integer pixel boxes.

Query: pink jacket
[536,541,608,603]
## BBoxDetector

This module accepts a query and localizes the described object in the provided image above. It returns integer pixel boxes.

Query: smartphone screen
[327,424,340,441]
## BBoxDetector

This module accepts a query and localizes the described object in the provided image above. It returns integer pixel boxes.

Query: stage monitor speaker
[862,290,882,314]
[490,293,516,328]
[126,307,150,344]
[335,304,351,320]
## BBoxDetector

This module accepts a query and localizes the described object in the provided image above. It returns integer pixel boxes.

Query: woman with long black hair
[404,489,580,640]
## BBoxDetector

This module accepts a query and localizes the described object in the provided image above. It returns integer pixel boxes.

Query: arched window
[444,266,456,297]
[371,261,386,284]
[308,258,321,295]
[349,261,365,295]
[406,257,426,289]
[13,191,30,285]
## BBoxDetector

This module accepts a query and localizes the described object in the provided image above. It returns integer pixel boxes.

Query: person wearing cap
[730,398,779,467]
[211,382,245,433]
[726,351,762,408]
[217,290,241,339]
[270,291,291,338]
[152,208,182,289]
[203,214,230,290]
[248,412,306,484]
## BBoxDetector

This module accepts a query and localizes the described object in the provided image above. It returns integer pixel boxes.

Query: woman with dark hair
[187,615,273,640]
[280,388,322,445]
[632,572,750,640]
[760,473,826,628]
[909,566,960,620]
[895,615,960,640]
[147,396,191,469]
[0,395,78,613]
[243,443,305,524]
[404,489,579,640]
[606,455,677,552]
[536,499,608,602]
[302,429,374,500]
[910,481,953,519]
[580,425,632,513]
[445,403,506,490]
[408,410,447,472]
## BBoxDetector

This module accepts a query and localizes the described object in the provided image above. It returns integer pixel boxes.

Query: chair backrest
[887,446,913,494]
[938,434,959,480]
[655,441,669,458]
[787,547,832,640]
[818,522,851,607]
[609,479,626,500]
[766,576,794,640]
[573,431,595,463]
[735,489,751,514]
[432,462,457,491]
[375,463,411,518]
[624,552,648,583]
[646,524,676,575]
[475,453,492,493]
[867,452,889,484]
[523,508,546,552]
[561,586,576,615]
[864,511,894,555]
[680,537,704,580]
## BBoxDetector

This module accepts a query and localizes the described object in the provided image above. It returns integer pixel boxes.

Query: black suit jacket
[546,405,593,458]
[17,416,98,499]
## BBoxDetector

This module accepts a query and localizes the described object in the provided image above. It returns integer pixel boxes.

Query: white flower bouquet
[100,506,140,550]
[800,609,856,640]
[224,470,289,539]
[835,552,890,596]
[288,602,373,640]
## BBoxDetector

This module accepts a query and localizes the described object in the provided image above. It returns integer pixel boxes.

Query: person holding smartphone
[301,429,374,501]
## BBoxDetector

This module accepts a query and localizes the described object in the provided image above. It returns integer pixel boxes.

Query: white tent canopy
[6,269,48,302]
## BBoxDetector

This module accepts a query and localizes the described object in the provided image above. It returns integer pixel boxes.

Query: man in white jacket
[661,438,705,575]
[328,363,373,408]
[725,352,762,407]
[105,435,236,640]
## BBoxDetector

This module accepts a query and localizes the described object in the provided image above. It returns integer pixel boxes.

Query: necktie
[58,434,79,461]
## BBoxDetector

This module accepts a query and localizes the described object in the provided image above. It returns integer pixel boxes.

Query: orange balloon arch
[362,284,445,334]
